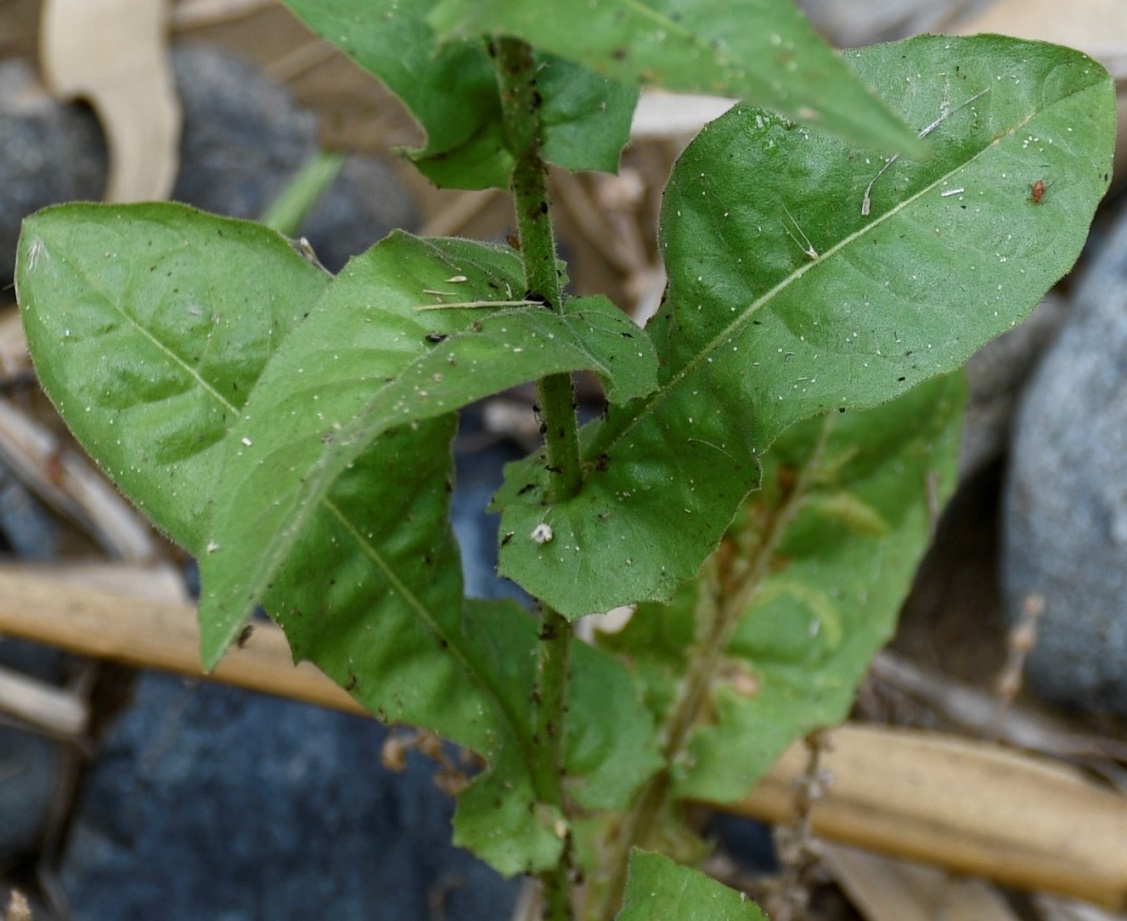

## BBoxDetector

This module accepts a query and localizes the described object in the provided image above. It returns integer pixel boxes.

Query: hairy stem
[494,36,581,920]
[594,421,833,921]
[495,37,582,503]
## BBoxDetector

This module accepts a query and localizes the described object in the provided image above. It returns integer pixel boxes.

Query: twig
[420,190,502,238]
[0,665,88,740]
[869,650,1127,764]
[3,890,31,921]
[766,729,831,921]
[171,0,276,30]
[266,39,338,83]
[991,592,1045,739]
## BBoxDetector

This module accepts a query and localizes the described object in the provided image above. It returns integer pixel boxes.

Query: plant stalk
[593,421,833,921]
[495,37,582,503]
[494,36,582,920]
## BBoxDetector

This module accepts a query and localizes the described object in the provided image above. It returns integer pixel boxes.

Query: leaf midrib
[592,106,1035,462]
[67,245,240,418]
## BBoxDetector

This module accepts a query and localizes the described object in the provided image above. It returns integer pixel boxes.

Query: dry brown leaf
[40,0,180,201]
[823,843,1021,921]
[713,724,1127,909]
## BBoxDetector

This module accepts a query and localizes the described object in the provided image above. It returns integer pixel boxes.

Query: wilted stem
[494,35,580,921]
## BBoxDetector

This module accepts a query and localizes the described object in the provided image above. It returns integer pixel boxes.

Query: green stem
[494,36,581,920]
[495,36,582,503]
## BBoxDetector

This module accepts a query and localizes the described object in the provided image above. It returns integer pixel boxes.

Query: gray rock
[0,58,107,287]
[0,45,416,285]
[0,728,60,865]
[167,44,419,267]
[61,672,520,921]
[169,44,317,223]
[960,293,1067,476]
[1001,213,1127,715]
[0,479,66,869]
[0,639,67,868]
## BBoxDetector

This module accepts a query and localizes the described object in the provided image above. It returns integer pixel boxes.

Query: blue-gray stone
[1002,213,1127,715]
[0,44,416,286]
[0,58,106,288]
[61,673,520,921]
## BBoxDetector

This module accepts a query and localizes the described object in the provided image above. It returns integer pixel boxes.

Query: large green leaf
[17,206,661,876]
[495,34,1115,617]
[602,375,963,804]
[196,236,656,664]
[15,203,331,549]
[280,0,638,189]
[428,0,920,156]
[193,233,661,874]
[616,850,767,920]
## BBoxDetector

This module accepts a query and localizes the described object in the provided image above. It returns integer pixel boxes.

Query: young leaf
[495,34,1115,618]
[15,203,331,550]
[428,0,921,156]
[602,375,963,804]
[279,0,638,189]
[196,232,656,664]
[616,850,767,920]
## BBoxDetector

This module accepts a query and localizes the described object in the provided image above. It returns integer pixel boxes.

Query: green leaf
[563,295,658,404]
[616,850,767,921]
[18,206,658,875]
[603,375,963,804]
[14,202,331,550]
[197,232,656,664]
[455,624,663,869]
[428,0,920,156]
[566,643,663,810]
[280,0,638,189]
[495,34,1115,618]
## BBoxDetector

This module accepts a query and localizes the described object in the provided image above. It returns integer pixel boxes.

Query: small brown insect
[236,624,254,648]
[1030,179,1046,204]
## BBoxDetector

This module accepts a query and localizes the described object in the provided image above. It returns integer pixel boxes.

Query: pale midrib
[324,498,533,750]
[81,260,238,416]
[598,111,1027,457]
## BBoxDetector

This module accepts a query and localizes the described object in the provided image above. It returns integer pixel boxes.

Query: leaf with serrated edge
[428,0,920,156]
[280,0,637,189]
[495,35,1114,618]
[603,375,962,804]
[616,850,767,920]
[15,203,330,550]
